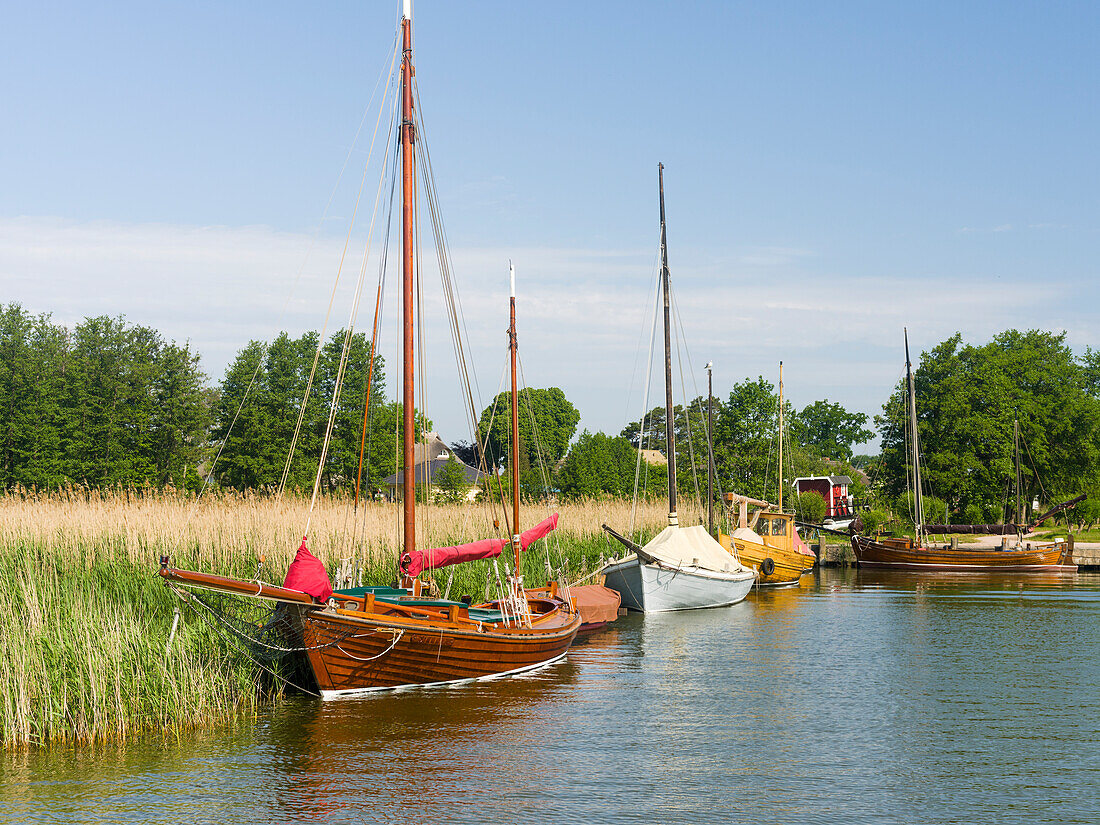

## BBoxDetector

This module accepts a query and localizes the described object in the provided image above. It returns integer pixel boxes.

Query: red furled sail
[283,538,334,603]
[400,513,559,577]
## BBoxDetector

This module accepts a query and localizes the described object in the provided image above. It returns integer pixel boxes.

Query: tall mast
[1014,416,1021,527]
[400,1,416,561]
[706,361,714,535]
[904,329,924,540]
[778,361,784,512]
[658,163,677,527]
[509,263,522,572]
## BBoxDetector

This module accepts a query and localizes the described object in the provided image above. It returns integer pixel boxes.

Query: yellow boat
[719,493,816,587]
[715,362,816,586]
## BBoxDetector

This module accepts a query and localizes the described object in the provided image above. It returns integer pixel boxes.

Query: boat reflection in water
[854,567,1084,592]
[260,659,582,819]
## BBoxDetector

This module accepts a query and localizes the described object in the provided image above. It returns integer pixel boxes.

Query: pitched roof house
[382,432,483,501]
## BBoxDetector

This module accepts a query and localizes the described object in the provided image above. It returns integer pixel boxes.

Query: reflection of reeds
[0,488,670,747]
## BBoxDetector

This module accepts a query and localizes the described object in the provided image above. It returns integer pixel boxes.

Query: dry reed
[0,486,672,571]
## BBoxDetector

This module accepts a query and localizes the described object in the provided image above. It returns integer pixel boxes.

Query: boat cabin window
[772,518,786,536]
[757,517,771,535]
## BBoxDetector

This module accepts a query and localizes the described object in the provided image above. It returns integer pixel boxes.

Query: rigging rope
[303,71,403,537]
[284,39,401,504]
[630,266,662,538]
[182,32,401,532]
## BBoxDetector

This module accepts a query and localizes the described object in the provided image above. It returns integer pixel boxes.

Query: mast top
[509,260,515,298]
[403,0,413,22]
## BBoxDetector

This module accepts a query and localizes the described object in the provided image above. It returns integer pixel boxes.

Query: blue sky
[3,1,1099,448]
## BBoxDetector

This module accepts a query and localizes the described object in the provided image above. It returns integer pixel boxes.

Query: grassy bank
[0,489,673,748]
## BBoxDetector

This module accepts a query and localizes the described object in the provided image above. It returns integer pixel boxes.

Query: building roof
[414,431,455,464]
[638,449,667,466]
[824,457,869,485]
[793,475,852,486]
[383,457,482,487]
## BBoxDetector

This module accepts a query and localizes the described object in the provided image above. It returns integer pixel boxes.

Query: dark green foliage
[792,400,872,461]
[1071,497,1100,529]
[795,491,827,523]
[621,377,872,510]
[859,508,891,534]
[434,454,470,503]
[557,431,650,499]
[894,492,948,525]
[213,330,419,494]
[0,304,210,490]
[877,330,1100,518]
[477,387,579,472]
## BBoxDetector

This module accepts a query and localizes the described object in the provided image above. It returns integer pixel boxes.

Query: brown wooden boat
[159,566,580,697]
[850,331,1078,574]
[297,589,579,696]
[159,2,579,697]
[850,534,1075,572]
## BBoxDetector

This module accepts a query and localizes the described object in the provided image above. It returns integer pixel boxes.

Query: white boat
[601,165,756,613]
[603,526,756,612]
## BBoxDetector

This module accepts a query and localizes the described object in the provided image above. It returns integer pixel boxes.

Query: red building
[792,475,854,521]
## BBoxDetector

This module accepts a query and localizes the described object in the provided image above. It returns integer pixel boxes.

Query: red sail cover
[283,538,333,603]
[401,513,559,577]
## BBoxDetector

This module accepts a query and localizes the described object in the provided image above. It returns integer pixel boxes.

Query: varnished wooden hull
[851,535,1077,572]
[299,607,581,698]
[724,537,814,587]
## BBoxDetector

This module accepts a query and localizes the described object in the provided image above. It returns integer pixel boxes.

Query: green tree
[433,454,470,503]
[477,387,579,472]
[795,491,827,523]
[0,305,210,489]
[557,431,658,499]
[792,400,872,461]
[711,377,787,501]
[876,330,1100,517]
[213,329,416,494]
[0,305,66,486]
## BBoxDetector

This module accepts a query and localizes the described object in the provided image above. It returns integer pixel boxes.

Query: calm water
[4,569,1099,824]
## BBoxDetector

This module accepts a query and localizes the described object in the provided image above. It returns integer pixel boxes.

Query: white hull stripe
[319,650,569,700]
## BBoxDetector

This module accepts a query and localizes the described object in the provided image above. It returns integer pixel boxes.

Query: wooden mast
[400,1,417,563]
[658,163,677,527]
[904,329,924,540]
[778,361,784,512]
[706,361,714,535]
[509,262,522,572]
[1014,416,1022,529]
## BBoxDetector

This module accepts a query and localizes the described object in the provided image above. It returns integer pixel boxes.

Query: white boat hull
[602,557,756,613]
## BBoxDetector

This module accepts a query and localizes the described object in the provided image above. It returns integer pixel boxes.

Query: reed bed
[0,488,673,748]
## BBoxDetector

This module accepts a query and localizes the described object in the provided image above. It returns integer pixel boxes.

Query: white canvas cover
[642,525,750,573]
[732,526,766,545]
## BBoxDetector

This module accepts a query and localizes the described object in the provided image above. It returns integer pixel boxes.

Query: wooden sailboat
[719,363,815,585]
[160,1,579,696]
[850,331,1077,573]
[601,164,756,612]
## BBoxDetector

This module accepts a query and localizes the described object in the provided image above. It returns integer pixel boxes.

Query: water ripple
[3,570,1098,824]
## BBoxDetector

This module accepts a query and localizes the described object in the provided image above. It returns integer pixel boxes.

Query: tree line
[4,302,1099,526]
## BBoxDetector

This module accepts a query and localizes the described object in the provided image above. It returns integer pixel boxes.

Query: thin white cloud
[0,216,1093,445]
